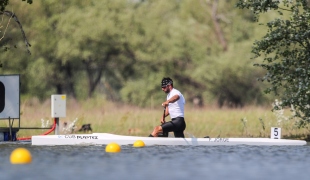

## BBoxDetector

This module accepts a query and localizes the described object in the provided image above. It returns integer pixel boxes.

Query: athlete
[149,77,186,138]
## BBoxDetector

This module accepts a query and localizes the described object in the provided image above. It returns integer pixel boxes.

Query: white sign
[51,95,66,117]
[271,127,281,139]
[0,75,20,119]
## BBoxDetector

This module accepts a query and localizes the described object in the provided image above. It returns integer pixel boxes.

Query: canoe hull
[31,133,307,146]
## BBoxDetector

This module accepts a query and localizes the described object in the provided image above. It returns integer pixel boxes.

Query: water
[1,142,310,180]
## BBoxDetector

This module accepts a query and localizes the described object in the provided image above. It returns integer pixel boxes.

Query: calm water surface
[0,142,309,180]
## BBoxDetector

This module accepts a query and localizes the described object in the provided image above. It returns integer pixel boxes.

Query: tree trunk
[65,62,77,99]
[208,0,228,51]
[84,57,105,98]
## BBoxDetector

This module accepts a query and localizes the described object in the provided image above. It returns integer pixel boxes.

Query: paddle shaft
[162,107,166,124]
[159,107,168,137]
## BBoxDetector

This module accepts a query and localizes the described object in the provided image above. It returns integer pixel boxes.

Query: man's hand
[161,101,169,107]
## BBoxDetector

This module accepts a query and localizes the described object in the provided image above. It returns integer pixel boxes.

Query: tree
[55,0,136,99]
[24,0,91,99]
[236,0,310,124]
[0,0,271,107]
[0,0,32,11]
[0,0,32,54]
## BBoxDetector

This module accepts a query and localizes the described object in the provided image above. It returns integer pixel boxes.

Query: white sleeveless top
[167,88,185,119]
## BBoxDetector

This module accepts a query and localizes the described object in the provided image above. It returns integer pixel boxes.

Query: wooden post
[9,117,12,141]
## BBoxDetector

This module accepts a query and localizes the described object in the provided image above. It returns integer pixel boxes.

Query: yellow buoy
[133,140,145,147]
[105,142,121,153]
[10,148,32,164]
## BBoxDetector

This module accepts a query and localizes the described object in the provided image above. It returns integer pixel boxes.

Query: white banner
[271,127,281,139]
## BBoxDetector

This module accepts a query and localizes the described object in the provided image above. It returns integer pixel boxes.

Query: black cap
[161,77,173,87]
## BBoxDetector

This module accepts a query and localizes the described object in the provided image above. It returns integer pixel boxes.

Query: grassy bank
[2,98,309,140]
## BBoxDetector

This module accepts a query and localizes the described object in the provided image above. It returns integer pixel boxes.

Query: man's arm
[162,95,180,107]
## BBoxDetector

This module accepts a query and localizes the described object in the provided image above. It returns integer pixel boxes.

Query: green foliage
[1,0,33,15]
[237,0,310,122]
[236,0,280,16]
[1,0,272,108]
[120,74,164,107]
[0,0,9,11]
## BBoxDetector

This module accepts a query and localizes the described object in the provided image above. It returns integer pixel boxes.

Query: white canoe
[31,133,307,146]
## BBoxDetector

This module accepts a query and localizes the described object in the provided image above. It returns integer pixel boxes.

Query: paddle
[158,106,168,137]
[162,106,166,123]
